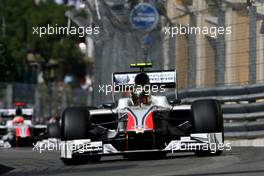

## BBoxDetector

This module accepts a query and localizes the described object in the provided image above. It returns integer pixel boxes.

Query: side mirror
[169,99,181,105]
[102,103,115,109]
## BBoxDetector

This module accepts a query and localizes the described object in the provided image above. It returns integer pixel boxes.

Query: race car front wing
[60,132,223,159]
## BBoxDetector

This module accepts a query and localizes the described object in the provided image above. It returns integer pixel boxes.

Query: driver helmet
[13,108,24,124]
[131,73,151,106]
[15,108,22,116]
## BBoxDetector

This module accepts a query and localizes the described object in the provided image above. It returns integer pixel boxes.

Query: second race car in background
[0,102,47,147]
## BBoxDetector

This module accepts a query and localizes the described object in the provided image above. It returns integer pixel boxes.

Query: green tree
[0,0,85,83]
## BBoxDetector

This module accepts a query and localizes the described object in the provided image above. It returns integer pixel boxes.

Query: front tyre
[62,156,89,165]
[61,107,90,141]
[62,155,102,165]
[61,107,101,165]
[191,99,224,156]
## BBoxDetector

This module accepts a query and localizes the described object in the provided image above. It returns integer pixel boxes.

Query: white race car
[59,63,224,165]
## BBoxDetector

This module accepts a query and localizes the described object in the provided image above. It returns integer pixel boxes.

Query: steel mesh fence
[0,83,92,123]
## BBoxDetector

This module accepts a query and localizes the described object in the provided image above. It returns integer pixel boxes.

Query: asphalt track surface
[0,147,264,176]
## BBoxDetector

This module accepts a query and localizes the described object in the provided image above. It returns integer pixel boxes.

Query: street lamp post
[42,60,57,118]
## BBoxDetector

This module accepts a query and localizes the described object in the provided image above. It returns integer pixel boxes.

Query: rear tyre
[61,107,101,165]
[191,99,223,156]
[47,123,60,138]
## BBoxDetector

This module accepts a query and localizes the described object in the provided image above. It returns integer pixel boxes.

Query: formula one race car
[60,63,224,165]
[0,103,47,147]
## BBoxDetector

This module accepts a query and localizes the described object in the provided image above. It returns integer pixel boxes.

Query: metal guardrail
[168,83,264,139]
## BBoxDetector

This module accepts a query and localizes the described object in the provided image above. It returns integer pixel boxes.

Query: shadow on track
[0,164,14,175]
[170,169,264,176]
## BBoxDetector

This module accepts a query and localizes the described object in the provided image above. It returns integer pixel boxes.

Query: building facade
[165,0,264,89]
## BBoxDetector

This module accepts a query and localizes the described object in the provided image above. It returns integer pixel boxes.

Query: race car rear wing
[113,70,176,88]
[0,108,34,120]
[112,70,178,101]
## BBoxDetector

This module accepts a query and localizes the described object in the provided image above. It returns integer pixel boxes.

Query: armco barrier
[167,83,264,139]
